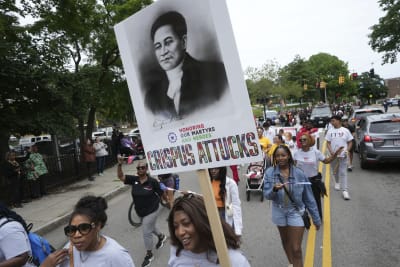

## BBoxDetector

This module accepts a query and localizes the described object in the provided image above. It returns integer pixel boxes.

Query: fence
[0,147,117,204]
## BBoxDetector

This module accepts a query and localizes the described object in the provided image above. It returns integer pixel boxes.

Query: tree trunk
[87,106,96,141]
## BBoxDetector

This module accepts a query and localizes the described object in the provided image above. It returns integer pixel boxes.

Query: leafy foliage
[369,0,400,64]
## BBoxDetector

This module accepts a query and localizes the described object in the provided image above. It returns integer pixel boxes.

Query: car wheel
[359,147,368,169]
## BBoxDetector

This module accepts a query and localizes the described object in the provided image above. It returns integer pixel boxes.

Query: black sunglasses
[136,166,146,170]
[64,223,95,237]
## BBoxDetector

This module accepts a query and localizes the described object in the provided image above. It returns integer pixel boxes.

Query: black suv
[310,104,332,128]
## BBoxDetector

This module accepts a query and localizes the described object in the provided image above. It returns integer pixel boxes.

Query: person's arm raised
[117,156,126,183]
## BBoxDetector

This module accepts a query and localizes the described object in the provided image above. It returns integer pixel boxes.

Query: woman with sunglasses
[264,145,321,267]
[40,195,135,267]
[117,159,167,267]
[208,167,243,237]
[293,133,342,219]
[167,194,250,266]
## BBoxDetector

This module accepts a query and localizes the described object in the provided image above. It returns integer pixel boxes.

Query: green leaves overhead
[369,0,400,64]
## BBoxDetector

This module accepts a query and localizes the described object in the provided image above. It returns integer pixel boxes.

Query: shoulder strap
[0,218,11,228]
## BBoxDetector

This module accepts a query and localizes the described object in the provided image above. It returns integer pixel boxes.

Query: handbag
[278,175,311,230]
[225,203,233,217]
[302,210,311,229]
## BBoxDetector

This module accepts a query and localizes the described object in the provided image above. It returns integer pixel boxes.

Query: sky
[225,0,399,79]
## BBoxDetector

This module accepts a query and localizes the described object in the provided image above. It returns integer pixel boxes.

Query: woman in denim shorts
[264,145,321,267]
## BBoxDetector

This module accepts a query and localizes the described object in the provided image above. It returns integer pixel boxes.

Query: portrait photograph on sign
[115,0,262,175]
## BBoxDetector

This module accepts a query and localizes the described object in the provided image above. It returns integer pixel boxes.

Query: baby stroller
[245,156,267,201]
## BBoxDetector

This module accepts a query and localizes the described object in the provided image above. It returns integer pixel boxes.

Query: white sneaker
[342,191,350,200]
[334,183,340,190]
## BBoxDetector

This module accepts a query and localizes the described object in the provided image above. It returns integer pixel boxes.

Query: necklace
[78,236,103,263]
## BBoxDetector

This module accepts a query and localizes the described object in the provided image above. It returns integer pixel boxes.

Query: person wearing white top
[294,133,342,218]
[208,167,243,236]
[93,137,108,176]
[0,217,35,267]
[167,194,250,267]
[40,196,135,267]
[325,115,353,200]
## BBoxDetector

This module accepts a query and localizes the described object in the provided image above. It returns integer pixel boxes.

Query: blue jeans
[96,156,105,174]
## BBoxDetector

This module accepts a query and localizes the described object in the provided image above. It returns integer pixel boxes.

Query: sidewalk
[15,161,139,235]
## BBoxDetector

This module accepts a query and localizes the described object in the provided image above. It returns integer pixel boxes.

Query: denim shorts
[271,204,304,227]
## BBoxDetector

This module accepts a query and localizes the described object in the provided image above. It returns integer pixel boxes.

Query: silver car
[349,107,384,127]
[355,113,400,169]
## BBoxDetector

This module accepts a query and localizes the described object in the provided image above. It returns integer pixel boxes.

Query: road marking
[304,142,326,267]
[304,142,334,267]
[322,143,332,267]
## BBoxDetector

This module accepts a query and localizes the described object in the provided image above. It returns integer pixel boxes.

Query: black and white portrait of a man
[143,11,229,123]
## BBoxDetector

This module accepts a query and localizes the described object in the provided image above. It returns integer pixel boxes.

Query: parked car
[310,104,332,128]
[355,113,400,169]
[349,108,384,127]
[264,110,278,125]
[34,140,77,156]
[19,135,51,147]
[92,131,107,140]
[387,98,400,107]
[128,127,141,138]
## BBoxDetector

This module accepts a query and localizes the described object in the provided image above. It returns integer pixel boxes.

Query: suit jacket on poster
[144,53,228,119]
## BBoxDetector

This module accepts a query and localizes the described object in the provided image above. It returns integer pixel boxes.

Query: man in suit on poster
[144,11,228,123]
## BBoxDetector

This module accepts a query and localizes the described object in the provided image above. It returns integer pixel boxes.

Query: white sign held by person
[114,0,262,175]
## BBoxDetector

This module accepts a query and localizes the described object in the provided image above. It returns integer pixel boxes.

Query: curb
[34,185,130,235]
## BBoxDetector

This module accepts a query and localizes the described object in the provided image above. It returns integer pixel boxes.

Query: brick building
[385,77,400,97]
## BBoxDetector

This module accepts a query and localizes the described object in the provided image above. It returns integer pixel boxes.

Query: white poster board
[114,0,262,175]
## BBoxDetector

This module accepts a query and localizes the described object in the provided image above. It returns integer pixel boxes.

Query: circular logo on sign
[168,132,177,143]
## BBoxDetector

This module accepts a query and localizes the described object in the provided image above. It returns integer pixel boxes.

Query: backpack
[0,204,54,266]
[27,231,54,265]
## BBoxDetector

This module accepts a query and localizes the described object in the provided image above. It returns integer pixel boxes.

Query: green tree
[307,53,349,103]
[369,0,400,64]
[279,55,314,104]
[22,0,152,142]
[357,72,388,104]
[0,1,76,157]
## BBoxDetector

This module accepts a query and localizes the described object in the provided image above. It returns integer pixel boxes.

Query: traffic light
[338,75,345,84]
[303,84,308,90]
[369,68,374,77]
[320,81,326,89]
[350,72,358,80]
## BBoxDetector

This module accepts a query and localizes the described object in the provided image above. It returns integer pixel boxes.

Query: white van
[19,135,51,148]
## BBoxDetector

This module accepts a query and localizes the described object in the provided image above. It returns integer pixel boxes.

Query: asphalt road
[42,145,400,267]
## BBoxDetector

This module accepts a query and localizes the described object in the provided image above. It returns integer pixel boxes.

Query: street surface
[42,143,400,267]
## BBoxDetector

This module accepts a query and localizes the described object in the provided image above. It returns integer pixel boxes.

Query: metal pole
[263,103,266,121]
[324,86,328,104]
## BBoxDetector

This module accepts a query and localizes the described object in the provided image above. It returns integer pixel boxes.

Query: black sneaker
[155,234,167,249]
[142,252,154,267]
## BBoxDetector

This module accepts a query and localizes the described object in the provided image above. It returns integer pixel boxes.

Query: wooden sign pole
[197,169,232,267]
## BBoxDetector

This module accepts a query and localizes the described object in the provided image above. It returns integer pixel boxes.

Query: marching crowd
[1,113,356,267]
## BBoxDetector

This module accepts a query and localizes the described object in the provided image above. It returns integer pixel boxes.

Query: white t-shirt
[263,127,276,143]
[294,148,325,177]
[325,127,353,157]
[61,235,135,267]
[0,218,35,267]
[168,246,250,267]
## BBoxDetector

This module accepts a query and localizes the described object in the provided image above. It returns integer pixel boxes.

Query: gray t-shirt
[61,235,135,267]
[0,218,35,267]
[168,246,251,267]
